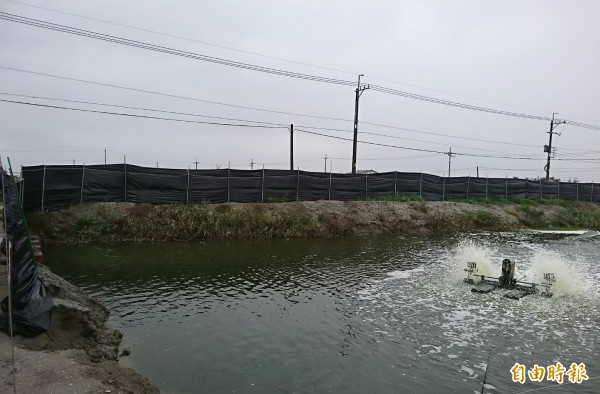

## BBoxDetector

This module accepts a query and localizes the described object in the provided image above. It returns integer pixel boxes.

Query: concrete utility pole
[445,147,456,177]
[323,154,328,173]
[544,113,565,180]
[351,74,370,174]
[290,124,294,171]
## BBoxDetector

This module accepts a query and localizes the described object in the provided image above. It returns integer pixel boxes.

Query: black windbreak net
[1,169,53,337]
[19,164,600,212]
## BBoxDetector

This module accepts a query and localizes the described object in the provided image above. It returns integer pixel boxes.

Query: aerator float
[464,259,556,300]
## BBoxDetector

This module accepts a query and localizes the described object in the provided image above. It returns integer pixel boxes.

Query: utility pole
[445,147,456,177]
[250,159,254,170]
[323,154,328,173]
[544,113,565,180]
[290,124,294,171]
[104,147,107,165]
[351,74,370,174]
[194,159,198,170]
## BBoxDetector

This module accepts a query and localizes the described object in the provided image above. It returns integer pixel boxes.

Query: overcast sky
[1,0,599,180]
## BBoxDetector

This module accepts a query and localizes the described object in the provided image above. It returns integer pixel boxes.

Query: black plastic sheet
[20,164,599,211]
[1,169,53,337]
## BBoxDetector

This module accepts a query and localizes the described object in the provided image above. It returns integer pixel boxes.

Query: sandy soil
[0,263,159,394]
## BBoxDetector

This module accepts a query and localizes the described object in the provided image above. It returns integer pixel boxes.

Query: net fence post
[540,179,543,200]
[365,173,368,199]
[442,176,445,202]
[227,165,231,203]
[20,177,25,206]
[328,171,332,200]
[296,168,300,201]
[186,167,190,204]
[80,164,85,204]
[261,165,265,203]
[591,182,594,203]
[485,177,488,201]
[557,180,560,200]
[20,165,25,206]
[576,180,579,201]
[41,164,46,212]
[466,175,470,199]
[394,171,397,196]
[123,160,127,202]
[505,176,508,200]
[419,172,423,199]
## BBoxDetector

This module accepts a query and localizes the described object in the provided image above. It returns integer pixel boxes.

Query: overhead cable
[2,12,600,131]
[0,98,288,128]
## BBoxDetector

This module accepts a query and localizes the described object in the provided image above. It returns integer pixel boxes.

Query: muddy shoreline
[0,264,159,393]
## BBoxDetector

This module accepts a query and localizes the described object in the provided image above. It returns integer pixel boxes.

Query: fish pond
[45,232,600,393]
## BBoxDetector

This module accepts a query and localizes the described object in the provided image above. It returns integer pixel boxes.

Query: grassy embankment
[26,197,600,244]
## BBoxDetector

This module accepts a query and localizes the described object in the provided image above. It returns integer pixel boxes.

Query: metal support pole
[41,164,46,211]
[328,171,332,200]
[186,168,190,204]
[486,177,488,201]
[261,165,265,203]
[80,164,85,204]
[20,177,25,207]
[505,176,508,199]
[442,176,446,202]
[466,176,470,199]
[576,181,579,201]
[419,172,423,199]
[20,165,25,206]
[557,181,560,199]
[540,179,543,199]
[296,168,300,201]
[289,124,294,171]
[394,171,397,196]
[227,166,230,203]
[365,173,368,199]
[123,156,127,202]
[592,182,594,202]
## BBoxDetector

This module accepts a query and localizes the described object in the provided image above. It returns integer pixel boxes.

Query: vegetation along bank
[27,198,600,244]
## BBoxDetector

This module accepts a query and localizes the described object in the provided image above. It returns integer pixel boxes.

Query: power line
[3,67,599,155]
[2,12,600,131]
[0,12,355,87]
[9,0,600,123]
[0,92,538,156]
[294,128,546,160]
[0,66,351,122]
[295,123,536,156]
[1,0,361,77]
[0,97,547,161]
[0,98,288,129]
[0,92,289,127]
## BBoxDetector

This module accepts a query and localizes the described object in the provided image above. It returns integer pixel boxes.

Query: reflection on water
[45,233,600,393]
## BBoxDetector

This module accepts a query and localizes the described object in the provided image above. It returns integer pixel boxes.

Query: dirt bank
[0,264,159,394]
[27,199,600,244]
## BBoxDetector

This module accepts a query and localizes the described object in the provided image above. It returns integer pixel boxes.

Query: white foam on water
[451,240,497,282]
[526,249,586,296]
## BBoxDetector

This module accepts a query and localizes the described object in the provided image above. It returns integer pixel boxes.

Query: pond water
[45,232,600,393]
